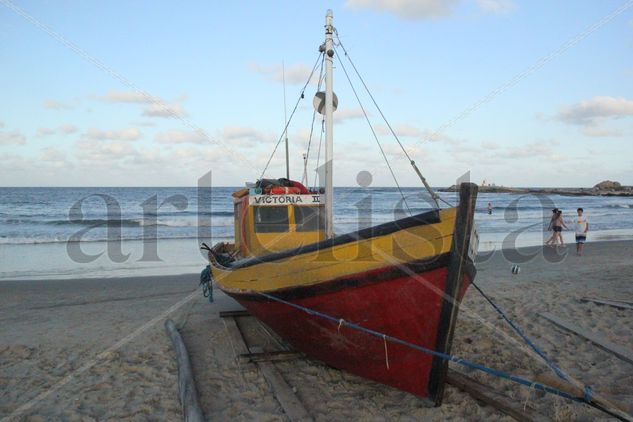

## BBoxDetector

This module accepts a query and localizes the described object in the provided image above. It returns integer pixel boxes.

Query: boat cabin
[233,189,326,257]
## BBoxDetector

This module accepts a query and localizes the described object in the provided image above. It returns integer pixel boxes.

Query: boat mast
[324,9,334,238]
[282,61,290,180]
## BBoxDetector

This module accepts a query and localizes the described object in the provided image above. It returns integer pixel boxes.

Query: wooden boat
[204,10,478,406]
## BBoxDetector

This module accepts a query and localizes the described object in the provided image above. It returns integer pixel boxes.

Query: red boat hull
[227,257,473,400]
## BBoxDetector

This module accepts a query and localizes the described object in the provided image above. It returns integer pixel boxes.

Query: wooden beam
[446,370,547,422]
[249,346,313,422]
[222,315,250,356]
[428,182,478,405]
[580,298,633,311]
[219,309,251,318]
[239,350,303,363]
[164,319,205,422]
[538,312,633,365]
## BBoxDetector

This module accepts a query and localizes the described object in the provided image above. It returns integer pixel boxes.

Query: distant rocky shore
[439,180,633,197]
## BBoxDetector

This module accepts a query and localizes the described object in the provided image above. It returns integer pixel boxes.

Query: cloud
[345,0,460,20]
[222,126,264,140]
[581,126,622,138]
[249,63,314,85]
[83,127,142,141]
[375,123,461,144]
[333,107,365,123]
[100,90,189,118]
[497,141,555,159]
[0,131,27,145]
[43,99,73,110]
[481,141,501,149]
[75,139,137,162]
[155,129,208,144]
[476,0,516,14]
[60,124,78,134]
[102,90,153,103]
[37,127,55,136]
[556,96,633,125]
[142,102,188,118]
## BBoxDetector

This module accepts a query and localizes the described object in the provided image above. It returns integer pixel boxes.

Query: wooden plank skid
[239,350,303,363]
[219,309,251,318]
[446,369,547,422]
[222,315,250,356]
[249,346,313,422]
[580,298,633,311]
[538,312,633,365]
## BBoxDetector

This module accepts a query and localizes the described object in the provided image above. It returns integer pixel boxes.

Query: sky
[1,0,633,187]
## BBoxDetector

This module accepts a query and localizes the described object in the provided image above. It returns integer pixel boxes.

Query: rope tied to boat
[255,291,595,406]
[383,334,390,370]
[471,281,569,381]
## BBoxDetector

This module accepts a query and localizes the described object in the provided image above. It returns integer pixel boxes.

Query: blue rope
[256,292,592,404]
[471,282,569,381]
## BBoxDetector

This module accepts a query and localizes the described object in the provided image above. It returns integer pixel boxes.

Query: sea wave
[0,234,228,245]
[2,217,234,228]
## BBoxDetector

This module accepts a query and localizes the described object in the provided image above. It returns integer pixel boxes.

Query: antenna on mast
[282,61,290,180]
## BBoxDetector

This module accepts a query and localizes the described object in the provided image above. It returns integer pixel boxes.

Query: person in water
[487,203,493,215]
[574,207,589,256]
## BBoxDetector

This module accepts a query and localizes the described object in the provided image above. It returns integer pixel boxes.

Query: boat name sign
[249,194,324,206]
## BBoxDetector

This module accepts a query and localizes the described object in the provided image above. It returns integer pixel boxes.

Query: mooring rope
[471,281,569,381]
[255,291,593,404]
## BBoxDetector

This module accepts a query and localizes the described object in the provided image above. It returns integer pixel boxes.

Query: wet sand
[1,241,633,420]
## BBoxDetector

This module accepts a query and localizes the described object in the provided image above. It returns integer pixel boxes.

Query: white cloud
[0,131,26,145]
[155,129,208,144]
[345,0,460,20]
[37,127,55,136]
[375,123,461,144]
[249,63,314,85]
[581,126,623,138]
[476,0,516,14]
[43,99,72,110]
[556,96,633,125]
[60,124,78,134]
[84,127,142,141]
[40,147,71,169]
[100,90,189,118]
[142,102,188,118]
[76,139,137,161]
[497,141,555,159]
[481,141,501,149]
[102,90,153,103]
[333,107,365,123]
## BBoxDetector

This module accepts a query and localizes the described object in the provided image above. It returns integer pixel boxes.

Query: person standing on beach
[545,208,558,246]
[574,208,589,256]
[553,210,568,246]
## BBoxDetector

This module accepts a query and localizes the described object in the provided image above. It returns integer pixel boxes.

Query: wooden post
[428,182,478,405]
[164,319,205,422]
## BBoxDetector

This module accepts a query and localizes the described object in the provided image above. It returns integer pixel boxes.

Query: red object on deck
[270,186,302,195]
[228,261,473,400]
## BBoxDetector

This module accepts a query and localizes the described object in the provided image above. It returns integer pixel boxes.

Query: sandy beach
[2,240,633,421]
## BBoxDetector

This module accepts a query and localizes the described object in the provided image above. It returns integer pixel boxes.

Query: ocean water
[1,187,632,280]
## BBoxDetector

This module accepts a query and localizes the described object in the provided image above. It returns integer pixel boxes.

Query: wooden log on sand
[446,369,547,422]
[165,319,205,422]
[580,297,633,311]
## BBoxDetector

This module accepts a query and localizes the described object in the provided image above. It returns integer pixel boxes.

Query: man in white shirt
[574,208,589,256]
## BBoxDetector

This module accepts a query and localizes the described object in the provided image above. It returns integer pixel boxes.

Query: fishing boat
[202,10,478,406]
